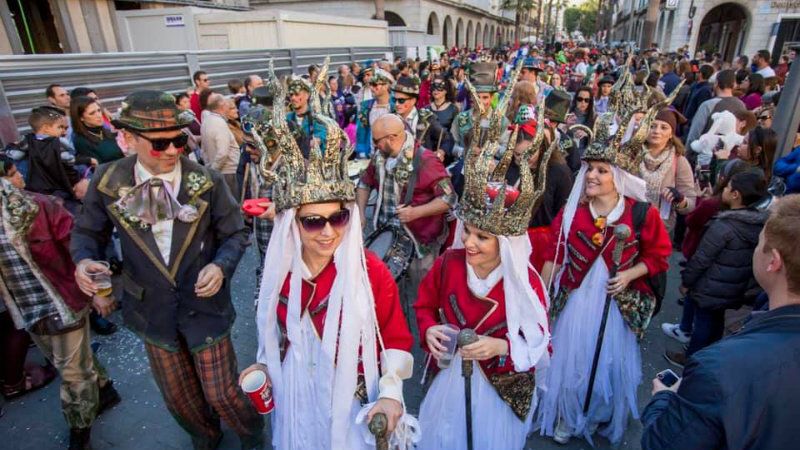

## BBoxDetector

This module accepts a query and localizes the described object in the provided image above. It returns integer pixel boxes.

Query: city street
[0,246,687,450]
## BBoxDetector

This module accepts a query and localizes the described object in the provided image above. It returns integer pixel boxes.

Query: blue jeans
[686,305,725,356]
[678,295,696,333]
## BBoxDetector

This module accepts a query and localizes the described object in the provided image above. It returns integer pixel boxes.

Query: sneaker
[553,419,571,445]
[661,323,691,344]
[664,350,687,369]
[68,427,91,450]
[98,380,121,415]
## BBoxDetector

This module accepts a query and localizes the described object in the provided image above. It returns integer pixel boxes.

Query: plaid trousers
[145,336,264,450]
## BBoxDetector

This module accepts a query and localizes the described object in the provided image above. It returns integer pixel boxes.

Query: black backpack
[632,201,668,317]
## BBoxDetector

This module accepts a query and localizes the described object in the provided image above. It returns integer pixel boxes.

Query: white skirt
[271,315,372,450]
[416,355,534,450]
[535,259,641,445]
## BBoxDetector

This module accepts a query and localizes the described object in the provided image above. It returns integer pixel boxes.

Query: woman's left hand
[460,336,508,361]
[607,269,637,295]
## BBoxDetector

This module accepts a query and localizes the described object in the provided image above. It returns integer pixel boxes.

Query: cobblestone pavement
[0,245,686,450]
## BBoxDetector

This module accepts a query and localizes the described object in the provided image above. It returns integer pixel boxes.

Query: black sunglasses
[132,131,189,151]
[372,132,398,146]
[432,82,447,90]
[576,97,591,103]
[758,115,771,121]
[370,81,387,87]
[395,97,414,104]
[296,209,350,232]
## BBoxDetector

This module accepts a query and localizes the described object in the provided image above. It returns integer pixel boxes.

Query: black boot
[68,427,91,450]
[89,311,117,336]
[98,380,121,415]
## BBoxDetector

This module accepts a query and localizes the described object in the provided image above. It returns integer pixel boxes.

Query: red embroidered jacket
[414,249,549,377]
[276,251,413,359]
[27,193,90,314]
[359,147,453,245]
[544,197,671,293]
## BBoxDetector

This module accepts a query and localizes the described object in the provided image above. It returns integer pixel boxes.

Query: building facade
[251,0,518,48]
[609,0,800,63]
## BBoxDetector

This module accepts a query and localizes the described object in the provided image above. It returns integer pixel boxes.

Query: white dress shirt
[134,160,182,264]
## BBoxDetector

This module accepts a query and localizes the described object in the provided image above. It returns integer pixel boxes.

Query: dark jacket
[70,155,249,352]
[641,304,800,450]
[73,130,124,164]
[684,81,713,121]
[24,133,80,202]
[660,71,681,96]
[681,208,767,310]
[414,109,454,160]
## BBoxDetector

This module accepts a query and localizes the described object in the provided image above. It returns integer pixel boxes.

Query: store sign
[770,1,800,8]
[165,15,185,27]
[665,0,679,10]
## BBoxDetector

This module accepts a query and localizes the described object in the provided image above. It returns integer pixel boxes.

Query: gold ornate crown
[457,61,556,236]
[261,70,354,212]
[607,56,655,120]
[583,78,684,174]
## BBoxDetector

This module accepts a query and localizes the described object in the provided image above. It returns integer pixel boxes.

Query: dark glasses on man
[372,133,398,146]
[133,131,189,151]
[758,115,771,121]
[576,97,591,103]
[370,81,387,87]
[395,97,415,105]
[296,209,350,232]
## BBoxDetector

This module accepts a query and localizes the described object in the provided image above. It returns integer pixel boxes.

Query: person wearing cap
[285,76,328,160]
[70,91,264,450]
[595,76,615,114]
[355,69,395,158]
[451,61,500,164]
[392,76,454,163]
[520,56,552,103]
[640,107,697,232]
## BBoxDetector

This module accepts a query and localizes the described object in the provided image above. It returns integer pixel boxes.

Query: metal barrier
[0,46,395,146]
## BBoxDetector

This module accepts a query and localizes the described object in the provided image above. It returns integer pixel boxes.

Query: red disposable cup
[241,369,274,415]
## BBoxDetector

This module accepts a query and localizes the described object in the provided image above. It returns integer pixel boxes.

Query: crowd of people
[1,40,800,450]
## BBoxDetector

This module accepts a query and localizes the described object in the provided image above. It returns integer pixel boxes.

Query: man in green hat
[71,90,264,450]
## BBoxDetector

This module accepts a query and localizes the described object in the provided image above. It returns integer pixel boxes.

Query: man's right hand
[256,202,276,221]
[75,259,110,296]
[73,178,90,200]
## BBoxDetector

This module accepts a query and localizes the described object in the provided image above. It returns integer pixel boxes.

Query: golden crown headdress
[261,66,354,212]
[583,78,685,174]
[607,55,655,118]
[457,60,555,236]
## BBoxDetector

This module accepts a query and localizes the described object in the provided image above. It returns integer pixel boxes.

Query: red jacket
[360,147,453,245]
[414,249,549,378]
[27,193,90,313]
[545,197,671,294]
[190,91,202,122]
[276,251,413,361]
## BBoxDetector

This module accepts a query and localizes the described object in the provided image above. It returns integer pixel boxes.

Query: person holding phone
[642,194,800,450]
[640,108,697,233]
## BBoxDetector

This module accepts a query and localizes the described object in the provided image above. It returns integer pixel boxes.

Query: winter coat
[641,304,800,450]
[681,208,767,310]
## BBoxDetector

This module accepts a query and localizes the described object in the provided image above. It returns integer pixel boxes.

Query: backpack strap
[403,143,423,205]
[632,201,649,240]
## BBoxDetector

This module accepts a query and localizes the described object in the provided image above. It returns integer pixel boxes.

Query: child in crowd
[10,107,91,214]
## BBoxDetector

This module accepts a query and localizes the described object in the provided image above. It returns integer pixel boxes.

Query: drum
[364,226,415,280]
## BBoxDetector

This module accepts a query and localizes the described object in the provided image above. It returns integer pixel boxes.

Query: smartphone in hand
[657,368,681,388]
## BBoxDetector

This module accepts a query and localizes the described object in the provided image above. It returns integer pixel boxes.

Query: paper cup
[241,369,274,414]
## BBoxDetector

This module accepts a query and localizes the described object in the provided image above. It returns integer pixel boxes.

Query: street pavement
[0,244,687,450]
